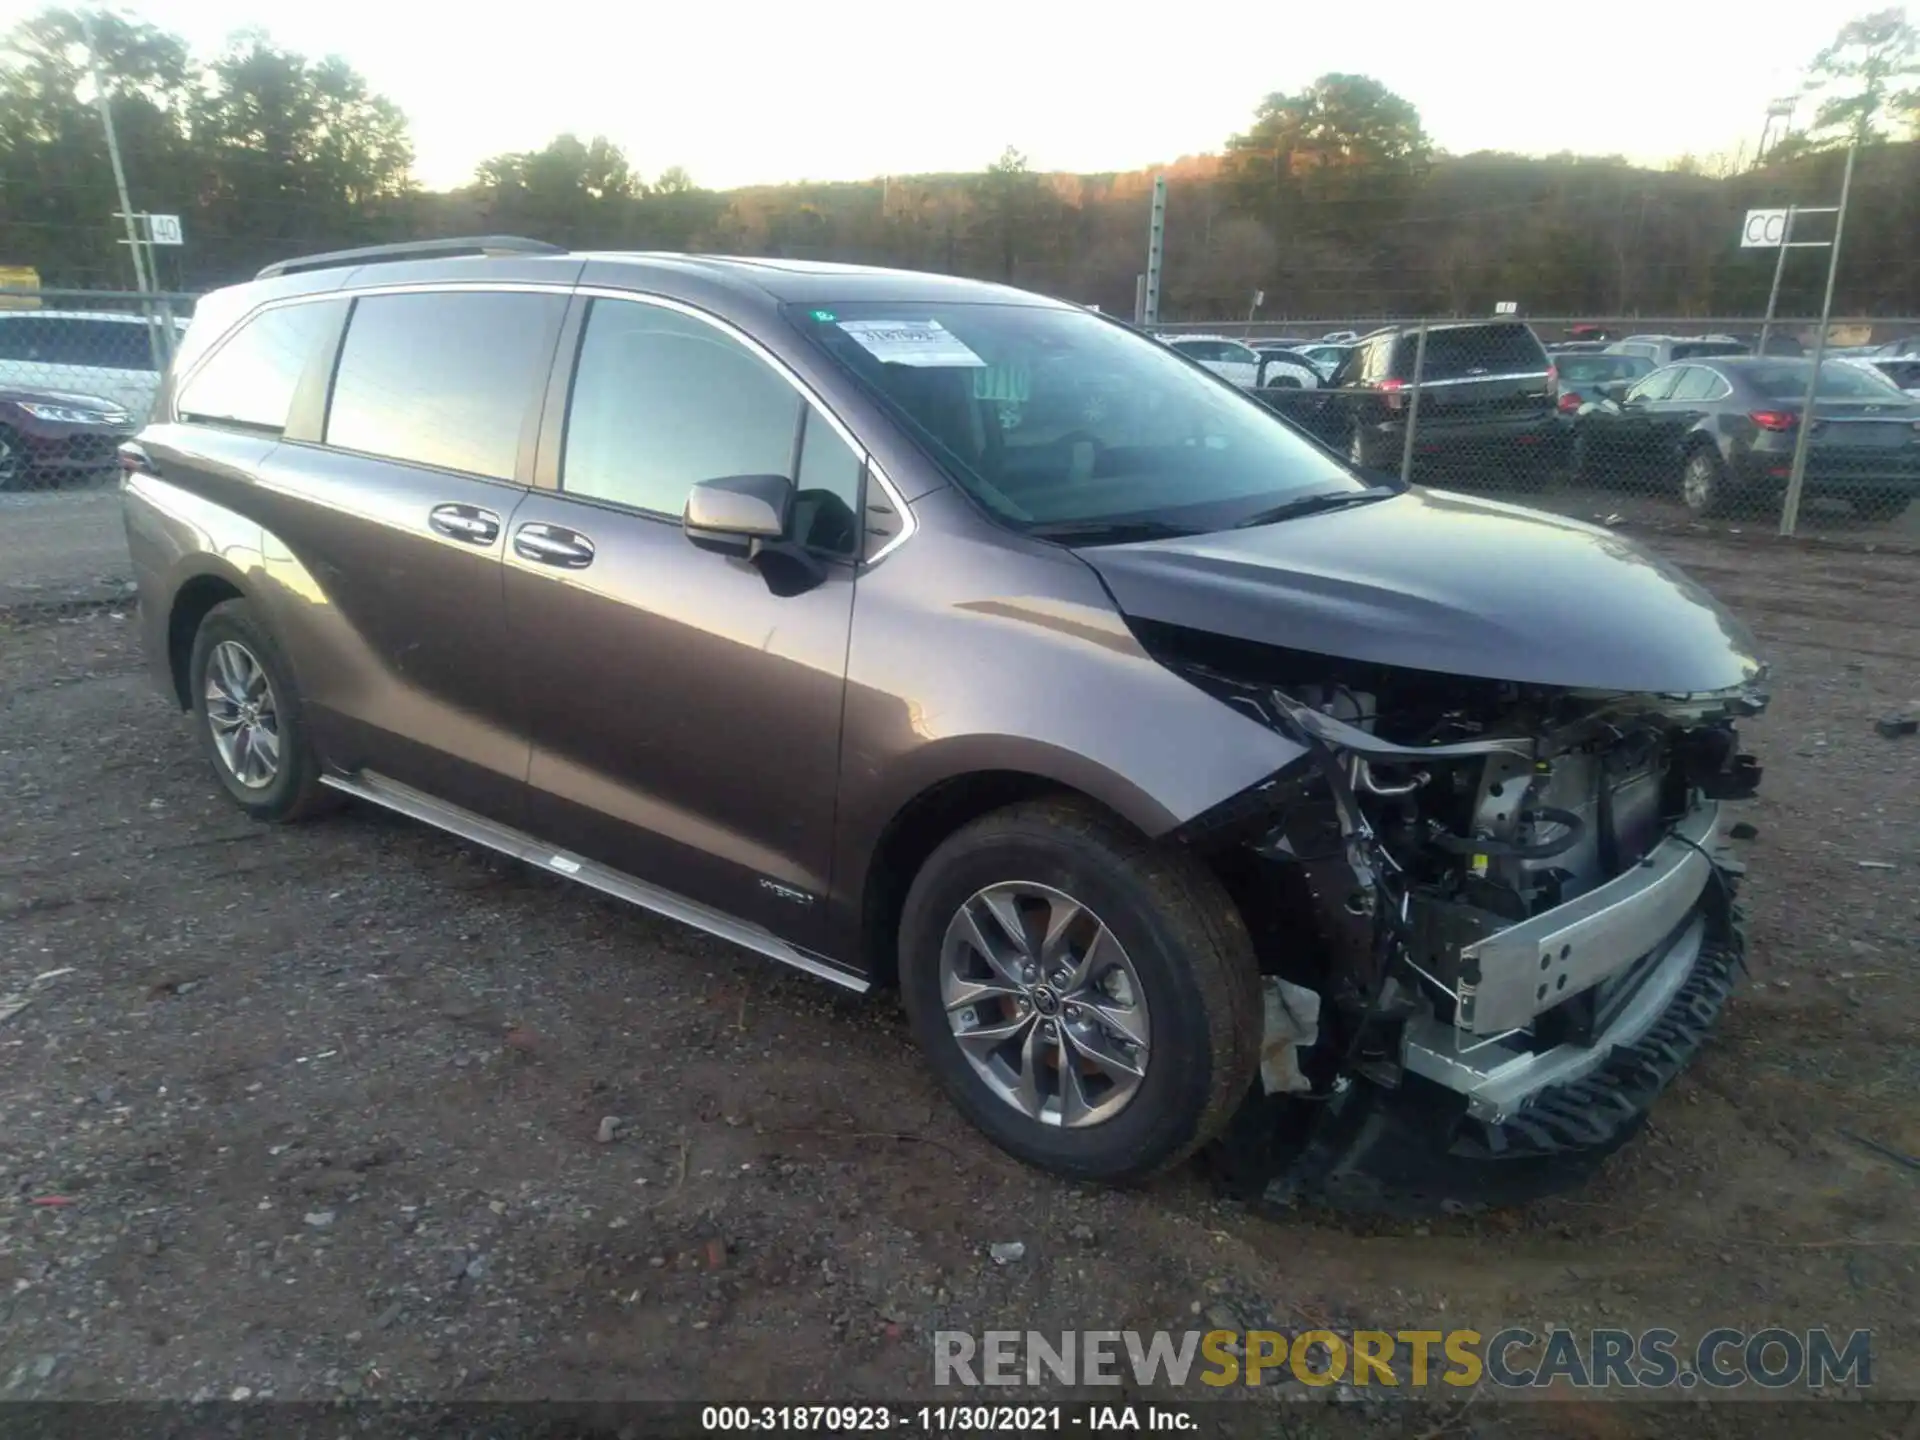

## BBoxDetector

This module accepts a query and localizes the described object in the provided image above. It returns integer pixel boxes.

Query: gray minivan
[122,237,1766,1211]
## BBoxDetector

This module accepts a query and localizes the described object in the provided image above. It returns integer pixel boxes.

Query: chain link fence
[5,285,1919,626]
[1158,316,1920,545]
[0,287,194,616]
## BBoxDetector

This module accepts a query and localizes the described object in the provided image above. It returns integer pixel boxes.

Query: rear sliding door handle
[429,504,500,545]
[513,522,595,569]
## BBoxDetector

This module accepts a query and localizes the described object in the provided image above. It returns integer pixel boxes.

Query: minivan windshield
[790,302,1367,539]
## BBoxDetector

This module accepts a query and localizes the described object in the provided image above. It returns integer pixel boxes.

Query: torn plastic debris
[1259,977,1321,1095]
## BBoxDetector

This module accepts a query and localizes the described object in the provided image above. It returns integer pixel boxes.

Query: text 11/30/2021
[701,1404,1193,1432]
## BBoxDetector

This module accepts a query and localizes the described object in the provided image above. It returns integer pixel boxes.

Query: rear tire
[188,598,337,822]
[0,425,25,491]
[1680,445,1736,518]
[1567,431,1592,485]
[898,798,1262,1184]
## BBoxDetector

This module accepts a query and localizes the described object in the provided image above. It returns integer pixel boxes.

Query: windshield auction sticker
[838,318,986,368]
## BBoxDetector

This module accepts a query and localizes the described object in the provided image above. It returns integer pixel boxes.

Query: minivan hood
[1079,488,1763,693]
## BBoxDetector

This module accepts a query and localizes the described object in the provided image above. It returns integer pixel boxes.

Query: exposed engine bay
[1141,621,1767,1211]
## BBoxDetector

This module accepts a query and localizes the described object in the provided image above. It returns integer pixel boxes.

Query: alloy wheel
[203,640,282,789]
[1682,453,1716,512]
[938,882,1152,1128]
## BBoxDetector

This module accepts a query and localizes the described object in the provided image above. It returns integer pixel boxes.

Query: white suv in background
[1160,334,1316,390]
[0,310,188,421]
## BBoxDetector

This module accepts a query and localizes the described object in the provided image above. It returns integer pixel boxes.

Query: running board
[318,771,869,994]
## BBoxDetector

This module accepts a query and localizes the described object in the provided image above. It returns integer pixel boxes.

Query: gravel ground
[0,527,1915,1430]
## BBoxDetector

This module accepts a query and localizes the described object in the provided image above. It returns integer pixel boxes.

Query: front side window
[560,299,864,554]
[792,302,1363,538]
[178,300,344,433]
[326,290,565,480]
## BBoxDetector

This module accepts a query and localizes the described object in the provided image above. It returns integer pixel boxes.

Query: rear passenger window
[326,291,565,479]
[178,301,343,433]
[1628,367,1682,403]
[562,299,802,520]
[1667,367,1719,402]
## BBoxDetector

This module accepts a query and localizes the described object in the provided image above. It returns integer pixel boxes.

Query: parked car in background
[1604,335,1749,366]
[0,309,187,420]
[1570,356,1920,520]
[1319,329,1360,344]
[1554,351,1655,409]
[1160,334,1264,387]
[1260,320,1559,485]
[1547,340,1611,355]
[1249,348,1320,389]
[1282,342,1353,379]
[122,237,1767,1209]
[0,384,136,490]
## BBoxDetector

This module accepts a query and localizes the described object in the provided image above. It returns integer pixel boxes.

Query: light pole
[1779,133,1858,538]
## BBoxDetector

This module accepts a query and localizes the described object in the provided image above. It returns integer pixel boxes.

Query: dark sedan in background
[0,385,135,490]
[1569,357,1920,520]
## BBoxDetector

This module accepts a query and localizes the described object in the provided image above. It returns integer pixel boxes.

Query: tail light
[1749,410,1798,432]
[1557,392,1583,414]
[1380,377,1406,412]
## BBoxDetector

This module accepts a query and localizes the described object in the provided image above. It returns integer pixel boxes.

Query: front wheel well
[166,574,245,708]
[860,772,1134,987]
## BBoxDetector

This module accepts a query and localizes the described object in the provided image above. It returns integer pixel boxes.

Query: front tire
[188,598,336,822]
[898,798,1262,1184]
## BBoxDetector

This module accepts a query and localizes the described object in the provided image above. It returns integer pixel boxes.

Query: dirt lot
[0,526,1915,1430]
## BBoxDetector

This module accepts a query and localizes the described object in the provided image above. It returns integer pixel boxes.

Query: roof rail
[256,235,567,280]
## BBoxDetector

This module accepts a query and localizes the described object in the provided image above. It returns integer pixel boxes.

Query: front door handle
[514,522,595,569]
[429,503,500,545]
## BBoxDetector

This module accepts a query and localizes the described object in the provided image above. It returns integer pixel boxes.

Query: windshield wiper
[1027,518,1200,545]
[1232,485,1397,529]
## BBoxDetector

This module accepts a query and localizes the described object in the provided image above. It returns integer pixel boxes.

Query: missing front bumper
[1212,891,1745,1217]
[1453,799,1723,1036]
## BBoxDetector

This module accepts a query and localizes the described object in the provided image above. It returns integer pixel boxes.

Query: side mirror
[682,472,827,597]
[683,473,792,555]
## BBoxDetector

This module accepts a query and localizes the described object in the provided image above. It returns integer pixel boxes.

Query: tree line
[2,6,1916,319]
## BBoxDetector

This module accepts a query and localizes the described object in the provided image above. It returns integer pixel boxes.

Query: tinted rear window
[1556,354,1651,383]
[0,316,163,371]
[1671,341,1748,360]
[325,291,566,479]
[1742,362,1908,401]
[1397,324,1546,380]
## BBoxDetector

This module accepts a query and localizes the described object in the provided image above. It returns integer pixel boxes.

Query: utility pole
[1757,206,1796,355]
[1780,134,1857,538]
[83,14,149,297]
[82,13,165,372]
[1142,176,1166,329]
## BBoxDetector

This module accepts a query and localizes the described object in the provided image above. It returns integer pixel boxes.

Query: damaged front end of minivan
[1147,624,1766,1215]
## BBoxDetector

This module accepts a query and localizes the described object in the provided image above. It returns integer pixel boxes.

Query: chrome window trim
[175,279,917,566]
